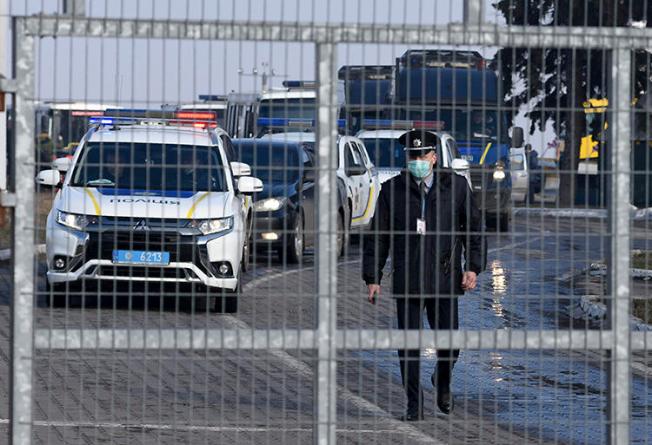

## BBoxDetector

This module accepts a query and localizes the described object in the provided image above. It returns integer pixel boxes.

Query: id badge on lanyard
[416,218,426,235]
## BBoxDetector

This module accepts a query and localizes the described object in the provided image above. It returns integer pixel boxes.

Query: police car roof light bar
[282,80,317,89]
[91,109,218,129]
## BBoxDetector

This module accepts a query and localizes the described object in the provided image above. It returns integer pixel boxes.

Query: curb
[513,206,652,220]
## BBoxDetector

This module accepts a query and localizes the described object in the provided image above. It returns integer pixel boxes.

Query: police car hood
[60,187,231,220]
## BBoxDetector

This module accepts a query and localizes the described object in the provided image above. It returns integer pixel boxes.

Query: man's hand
[461,271,477,291]
[367,284,381,304]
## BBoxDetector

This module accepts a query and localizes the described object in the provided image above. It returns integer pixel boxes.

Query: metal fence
[2,0,652,443]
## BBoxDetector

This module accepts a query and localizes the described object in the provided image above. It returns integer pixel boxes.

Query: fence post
[10,17,35,445]
[607,47,631,445]
[314,41,338,445]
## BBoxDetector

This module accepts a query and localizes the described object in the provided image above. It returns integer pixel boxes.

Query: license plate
[461,155,474,161]
[112,250,170,266]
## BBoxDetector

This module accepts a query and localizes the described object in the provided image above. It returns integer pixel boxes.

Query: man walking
[362,130,485,421]
[525,143,542,204]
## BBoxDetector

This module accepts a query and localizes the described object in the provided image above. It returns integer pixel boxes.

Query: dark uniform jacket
[362,169,485,297]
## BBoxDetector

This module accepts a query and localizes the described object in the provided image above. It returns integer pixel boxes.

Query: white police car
[36,110,262,312]
[356,120,472,187]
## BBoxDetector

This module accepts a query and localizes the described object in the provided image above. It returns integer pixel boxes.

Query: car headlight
[254,197,287,212]
[493,169,506,181]
[190,216,234,235]
[56,211,97,231]
[493,161,506,182]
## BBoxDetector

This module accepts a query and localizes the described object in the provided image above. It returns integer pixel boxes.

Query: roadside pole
[0,0,8,224]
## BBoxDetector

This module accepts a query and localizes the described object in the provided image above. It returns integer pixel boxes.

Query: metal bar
[35,329,624,350]
[463,0,484,26]
[606,48,632,445]
[18,16,652,49]
[314,42,338,445]
[10,18,35,445]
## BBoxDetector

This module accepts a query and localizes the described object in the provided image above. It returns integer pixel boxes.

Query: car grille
[84,231,205,269]
[469,167,492,191]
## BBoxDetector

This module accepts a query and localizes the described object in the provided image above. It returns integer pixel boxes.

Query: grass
[632,251,652,270]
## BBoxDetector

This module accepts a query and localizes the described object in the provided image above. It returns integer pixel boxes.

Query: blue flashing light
[88,116,134,125]
[282,80,317,89]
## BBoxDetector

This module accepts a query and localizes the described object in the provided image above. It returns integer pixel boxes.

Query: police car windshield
[362,138,406,169]
[396,108,499,141]
[71,142,227,192]
[235,142,301,184]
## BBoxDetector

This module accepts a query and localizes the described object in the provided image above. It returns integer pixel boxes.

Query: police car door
[340,138,363,219]
[351,141,372,218]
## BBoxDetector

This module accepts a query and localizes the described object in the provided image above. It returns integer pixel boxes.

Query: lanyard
[420,182,427,219]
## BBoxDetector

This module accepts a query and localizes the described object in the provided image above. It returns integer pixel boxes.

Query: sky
[1,0,555,151]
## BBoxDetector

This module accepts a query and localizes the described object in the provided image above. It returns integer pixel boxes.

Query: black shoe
[436,385,454,414]
[432,372,454,415]
[400,410,424,422]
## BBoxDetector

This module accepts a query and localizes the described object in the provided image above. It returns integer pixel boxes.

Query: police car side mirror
[238,176,263,195]
[511,127,524,149]
[451,158,470,171]
[231,161,251,177]
[53,157,72,172]
[36,169,62,188]
[345,165,367,177]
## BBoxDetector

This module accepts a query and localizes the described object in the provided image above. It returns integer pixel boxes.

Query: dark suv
[234,139,350,263]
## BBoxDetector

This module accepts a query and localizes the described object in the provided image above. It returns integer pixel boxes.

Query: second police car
[356,119,473,187]
[36,110,262,313]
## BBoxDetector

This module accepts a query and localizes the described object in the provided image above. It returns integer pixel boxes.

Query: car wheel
[213,281,239,313]
[336,212,346,258]
[191,286,214,313]
[46,281,65,307]
[487,212,510,232]
[241,229,251,273]
[282,213,304,264]
[499,213,510,232]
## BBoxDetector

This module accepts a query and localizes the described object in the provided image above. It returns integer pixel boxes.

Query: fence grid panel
[5,2,651,443]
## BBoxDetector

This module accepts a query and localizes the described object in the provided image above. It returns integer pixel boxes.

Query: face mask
[407,159,432,179]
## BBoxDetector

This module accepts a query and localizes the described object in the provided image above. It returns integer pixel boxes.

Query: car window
[351,144,368,173]
[511,154,525,171]
[234,142,301,184]
[346,142,363,168]
[71,142,226,193]
[354,142,371,166]
[446,138,460,158]
[220,135,236,162]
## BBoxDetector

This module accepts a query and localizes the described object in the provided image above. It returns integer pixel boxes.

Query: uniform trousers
[395,296,460,411]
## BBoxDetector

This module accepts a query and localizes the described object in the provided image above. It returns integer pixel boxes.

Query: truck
[338,65,394,135]
[392,49,523,231]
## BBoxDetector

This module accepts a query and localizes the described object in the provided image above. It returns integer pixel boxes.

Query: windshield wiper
[85,179,116,187]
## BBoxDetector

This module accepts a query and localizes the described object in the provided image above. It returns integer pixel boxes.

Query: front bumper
[251,209,298,249]
[474,186,512,216]
[469,168,512,215]
[46,220,242,290]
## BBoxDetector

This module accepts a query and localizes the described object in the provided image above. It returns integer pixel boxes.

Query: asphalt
[0,215,650,444]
